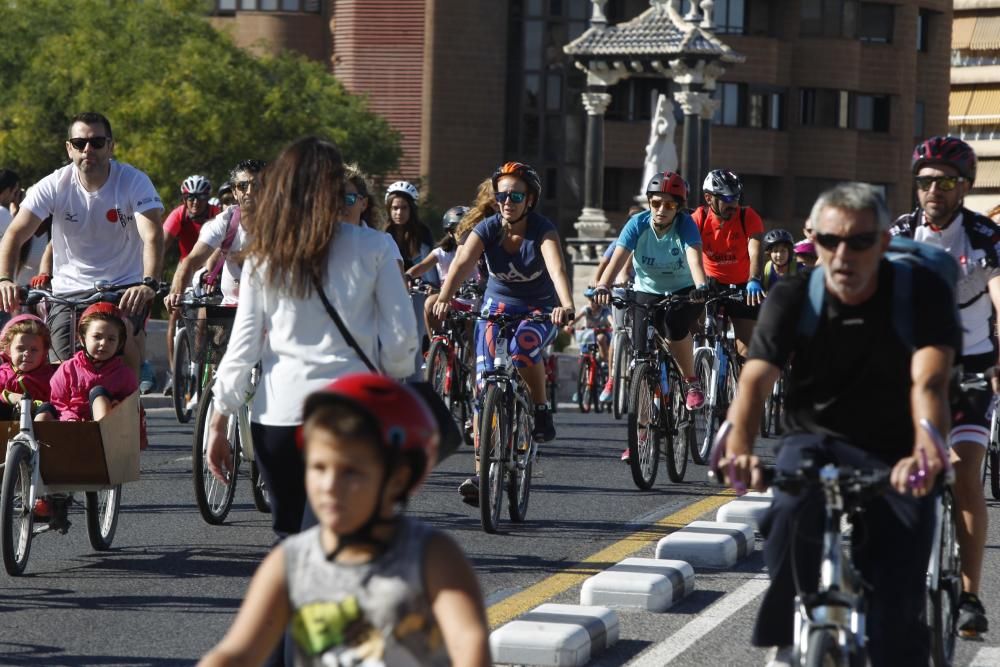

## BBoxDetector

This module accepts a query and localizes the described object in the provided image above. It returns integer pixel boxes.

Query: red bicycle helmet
[492,161,542,203]
[912,136,977,182]
[645,170,688,201]
[302,373,440,496]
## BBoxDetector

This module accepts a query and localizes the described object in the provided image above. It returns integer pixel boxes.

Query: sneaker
[33,497,52,519]
[958,591,989,638]
[685,380,705,411]
[139,360,155,395]
[599,378,614,403]
[571,391,579,403]
[620,448,630,462]
[162,372,173,396]
[764,645,794,667]
[533,404,556,442]
[459,476,479,507]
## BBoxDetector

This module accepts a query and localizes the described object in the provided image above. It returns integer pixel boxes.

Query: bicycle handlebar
[20,281,168,307]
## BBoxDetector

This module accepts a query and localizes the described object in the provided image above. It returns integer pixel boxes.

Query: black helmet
[763,228,794,252]
[442,206,468,231]
[702,169,742,199]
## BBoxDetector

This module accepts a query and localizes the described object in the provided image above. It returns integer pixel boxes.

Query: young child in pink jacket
[0,314,55,419]
[41,303,138,422]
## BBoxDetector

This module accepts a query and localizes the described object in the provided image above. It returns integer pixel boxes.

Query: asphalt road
[1,403,999,666]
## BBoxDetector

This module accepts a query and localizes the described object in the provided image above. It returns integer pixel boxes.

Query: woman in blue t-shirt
[595,171,708,432]
[434,162,575,505]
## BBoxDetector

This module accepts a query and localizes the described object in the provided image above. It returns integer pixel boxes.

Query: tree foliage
[0,0,401,202]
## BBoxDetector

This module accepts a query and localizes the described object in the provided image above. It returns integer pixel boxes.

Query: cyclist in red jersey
[692,169,765,358]
[163,175,221,391]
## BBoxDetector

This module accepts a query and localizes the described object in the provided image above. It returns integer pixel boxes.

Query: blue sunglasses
[495,191,527,204]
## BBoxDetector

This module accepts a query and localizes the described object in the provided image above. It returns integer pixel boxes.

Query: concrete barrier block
[655,520,755,569]
[716,496,772,531]
[490,603,618,667]
[580,557,694,611]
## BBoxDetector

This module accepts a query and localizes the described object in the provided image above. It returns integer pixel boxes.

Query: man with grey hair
[717,182,958,666]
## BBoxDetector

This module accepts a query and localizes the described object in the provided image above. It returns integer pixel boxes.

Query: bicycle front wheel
[691,349,715,465]
[507,399,533,522]
[172,326,197,424]
[627,363,661,490]
[803,627,845,667]
[85,486,121,551]
[1,442,34,576]
[250,460,271,514]
[929,491,961,666]
[664,366,689,483]
[479,385,507,533]
[192,387,239,525]
[577,360,592,413]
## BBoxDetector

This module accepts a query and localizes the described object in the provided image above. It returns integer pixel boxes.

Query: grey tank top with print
[283,517,451,667]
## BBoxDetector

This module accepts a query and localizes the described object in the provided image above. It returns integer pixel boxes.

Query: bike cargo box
[1,391,140,491]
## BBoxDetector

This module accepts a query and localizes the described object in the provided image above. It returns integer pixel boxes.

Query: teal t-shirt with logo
[617,210,701,294]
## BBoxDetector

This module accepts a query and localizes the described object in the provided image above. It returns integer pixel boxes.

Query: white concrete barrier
[655,520,755,569]
[580,557,694,611]
[716,492,773,531]
[490,603,619,667]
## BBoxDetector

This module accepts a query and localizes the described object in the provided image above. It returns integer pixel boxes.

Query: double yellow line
[486,491,736,627]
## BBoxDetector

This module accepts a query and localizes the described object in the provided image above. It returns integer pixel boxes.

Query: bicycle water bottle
[660,360,669,395]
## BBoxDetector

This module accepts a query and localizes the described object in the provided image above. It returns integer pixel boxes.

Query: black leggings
[250,422,317,540]
[631,289,701,355]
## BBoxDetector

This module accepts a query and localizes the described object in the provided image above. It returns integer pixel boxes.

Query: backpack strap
[205,207,241,287]
[740,206,747,238]
[891,260,915,351]
[695,206,707,235]
[797,265,827,338]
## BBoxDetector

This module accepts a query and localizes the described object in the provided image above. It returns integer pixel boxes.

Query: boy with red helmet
[199,374,489,667]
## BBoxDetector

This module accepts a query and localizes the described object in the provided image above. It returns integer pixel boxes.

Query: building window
[855,94,890,132]
[606,78,667,122]
[917,10,930,52]
[748,89,784,130]
[800,0,858,38]
[714,0,746,35]
[221,0,321,10]
[713,83,742,127]
[914,100,925,139]
[858,3,893,44]
[800,89,847,128]
[794,177,841,218]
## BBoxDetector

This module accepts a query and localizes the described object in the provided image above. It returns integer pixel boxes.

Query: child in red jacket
[0,314,56,418]
[41,303,138,422]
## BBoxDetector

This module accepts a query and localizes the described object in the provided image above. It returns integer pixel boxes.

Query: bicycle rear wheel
[426,339,450,401]
[627,363,661,490]
[250,460,271,514]
[577,361,592,413]
[507,400,533,522]
[612,333,631,421]
[1,442,34,576]
[664,366,689,483]
[803,627,845,667]
[85,486,121,551]
[691,349,715,465]
[929,490,961,665]
[172,327,197,424]
[192,387,239,525]
[479,385,507,533]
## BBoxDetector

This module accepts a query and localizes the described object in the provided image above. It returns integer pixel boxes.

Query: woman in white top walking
[206,136,418,540]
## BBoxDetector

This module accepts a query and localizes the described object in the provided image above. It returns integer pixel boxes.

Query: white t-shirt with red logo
[198,207,247,302]
[22,161,162,293]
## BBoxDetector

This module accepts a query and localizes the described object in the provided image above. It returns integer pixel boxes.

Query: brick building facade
[211,0,953,233]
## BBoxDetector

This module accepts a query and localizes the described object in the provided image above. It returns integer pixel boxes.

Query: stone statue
[641,94,678,194]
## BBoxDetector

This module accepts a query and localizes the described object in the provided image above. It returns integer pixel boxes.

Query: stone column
[698,96,720,203]
[674,89,703,208]
[575,89,613,239]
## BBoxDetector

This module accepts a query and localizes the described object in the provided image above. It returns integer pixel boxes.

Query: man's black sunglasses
[814,231,880,252]
[68,137,109,151]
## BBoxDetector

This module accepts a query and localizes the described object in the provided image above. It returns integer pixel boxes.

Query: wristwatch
[141,276,159,290]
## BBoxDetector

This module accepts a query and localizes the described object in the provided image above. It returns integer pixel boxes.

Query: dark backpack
[797,236,959,351]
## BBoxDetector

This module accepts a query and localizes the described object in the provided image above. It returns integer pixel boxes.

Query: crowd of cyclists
[2,110,1000,666]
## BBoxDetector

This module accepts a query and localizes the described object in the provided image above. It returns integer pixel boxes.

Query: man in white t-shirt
[165,159,264,308]
[0,112,164,372]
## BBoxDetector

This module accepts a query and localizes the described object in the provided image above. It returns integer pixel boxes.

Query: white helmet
[385,180,419,204]
[702,169,742,199]
[181,174,211,196]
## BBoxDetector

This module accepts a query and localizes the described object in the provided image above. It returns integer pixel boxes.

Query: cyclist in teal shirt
[594,171,708,415]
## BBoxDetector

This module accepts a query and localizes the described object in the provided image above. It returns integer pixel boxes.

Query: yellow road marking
[487,490,736,627]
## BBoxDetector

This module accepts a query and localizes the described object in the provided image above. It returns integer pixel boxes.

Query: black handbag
[313,279,462,461]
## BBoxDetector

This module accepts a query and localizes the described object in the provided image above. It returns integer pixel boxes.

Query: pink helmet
[794,240,817,257]
[0,314,49,357]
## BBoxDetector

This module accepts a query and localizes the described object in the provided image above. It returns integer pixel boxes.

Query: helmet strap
[324,450,404,562]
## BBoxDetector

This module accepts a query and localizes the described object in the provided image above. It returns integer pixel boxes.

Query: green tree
[0,0,400,203]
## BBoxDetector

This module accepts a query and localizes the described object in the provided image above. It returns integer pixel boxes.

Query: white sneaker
[764,645,795,667]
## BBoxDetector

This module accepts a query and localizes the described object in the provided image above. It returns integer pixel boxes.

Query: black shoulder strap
[313,277,378,373]
[740,206,747,238]
[696,206,707,234]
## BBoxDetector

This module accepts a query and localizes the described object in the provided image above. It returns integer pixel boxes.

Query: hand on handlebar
[118,284,155,315]
[592,285,611,307]
[690,284,709,303]
[745,279,765,306]
[29,273,51,290]
[551,306,574,326]
[432,298,452,320]
[0,281,19,313]
[164,291,182,311]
